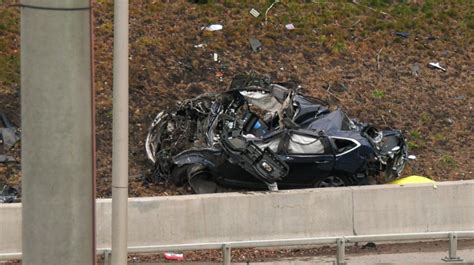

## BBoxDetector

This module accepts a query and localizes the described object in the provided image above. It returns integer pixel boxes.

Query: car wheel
[188,169,218,194]
[315,175,350,188]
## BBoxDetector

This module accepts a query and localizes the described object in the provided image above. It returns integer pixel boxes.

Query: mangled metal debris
[0,112,20,163]
[428,62,447,72]
[145,74,411,193]
[249,37,262,52]
[395,32,409,38]
[0,113,20,151]
[202,24,223,32]
[0,184,18,203]
[0,154,15,163]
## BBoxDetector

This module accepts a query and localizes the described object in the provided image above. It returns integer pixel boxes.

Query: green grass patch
[440,154,458,169]
[407,141,420,150]
[420,112,431,124]
[433,133,446,142]
[372,89,385,99]
[410,130,421,139]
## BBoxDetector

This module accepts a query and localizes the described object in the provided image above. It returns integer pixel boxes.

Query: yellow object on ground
[389,175,435,185]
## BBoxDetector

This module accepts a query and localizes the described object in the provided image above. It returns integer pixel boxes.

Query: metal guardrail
[2,231,473,264]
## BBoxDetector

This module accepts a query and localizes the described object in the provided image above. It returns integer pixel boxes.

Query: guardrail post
[335,237,346,265]
[103,250,112,265]
[223,244,231,265]
[442,233,462,262]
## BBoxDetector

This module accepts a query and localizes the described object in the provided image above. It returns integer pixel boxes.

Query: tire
[187,165,218,194]
[314,175,353,188]
[170,165,190,186]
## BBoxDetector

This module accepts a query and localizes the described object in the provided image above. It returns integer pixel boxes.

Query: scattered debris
[327,81,349,93]
[361,242,377,250]
[411,64,421,77]
[376,48,383,70]
[0,154,15,163]
[194,43,206,48]
[216,71,224,82]
[164,252,184,261]
[0,112,20,151]
[213,53,218,62]
[249,37,262,52]
[249,8,260,18]
[0,185,18,203]
[264,0,281,25]
[202,24,223,32]
[145,74,411,194]
[285,23,295,30]
[351,0,391,17]
[395,32,409,38]
[428,62,446,72]
[351,19,361,27]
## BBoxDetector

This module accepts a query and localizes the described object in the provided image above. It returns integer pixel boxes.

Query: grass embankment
[1,1,473,196]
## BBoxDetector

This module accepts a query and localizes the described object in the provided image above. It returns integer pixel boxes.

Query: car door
[217,133,287,189]
[280,133,335,186]
[330,136,364,175]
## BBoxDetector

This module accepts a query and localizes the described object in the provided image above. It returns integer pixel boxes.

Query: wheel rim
[317,176,345,187]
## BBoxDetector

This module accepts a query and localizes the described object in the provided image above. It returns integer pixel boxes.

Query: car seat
[242,111,269,137]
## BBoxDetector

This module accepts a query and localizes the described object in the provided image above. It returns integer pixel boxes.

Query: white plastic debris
[428,62,446,72]
[194,43,206,48]
[202,24,223,32]
[250,8,260,18]
[285,23,295,30]
[213,53,218,62]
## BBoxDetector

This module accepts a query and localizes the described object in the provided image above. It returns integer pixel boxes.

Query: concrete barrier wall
[353,181,474,234]
[2,180,474,254]
[0,204,21,253]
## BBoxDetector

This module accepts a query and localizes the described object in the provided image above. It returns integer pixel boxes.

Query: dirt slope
[0,1,473,197]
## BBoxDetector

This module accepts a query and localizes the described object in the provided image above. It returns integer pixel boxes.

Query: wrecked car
[0,112,20,163]
[0,185,19,203]
[145,74,410,193]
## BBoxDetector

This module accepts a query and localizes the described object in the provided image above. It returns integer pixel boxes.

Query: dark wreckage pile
[145,74,412,194]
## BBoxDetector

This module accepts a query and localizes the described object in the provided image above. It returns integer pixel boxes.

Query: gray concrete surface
[95,186,354,248]
[123,186,354,247]
[0,204,20,253]
[353,181,474,235]
[20,0,94,264]
[1,181,473,257]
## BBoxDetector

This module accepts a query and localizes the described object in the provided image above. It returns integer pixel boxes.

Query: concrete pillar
[21,0,94,264]
[111,0,129,264]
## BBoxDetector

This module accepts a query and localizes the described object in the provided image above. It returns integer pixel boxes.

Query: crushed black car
[145,74,412,193]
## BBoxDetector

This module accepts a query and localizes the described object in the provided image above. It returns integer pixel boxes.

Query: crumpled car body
[0,112,20,163]
[145,74,410,193]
